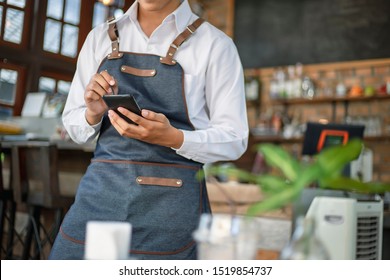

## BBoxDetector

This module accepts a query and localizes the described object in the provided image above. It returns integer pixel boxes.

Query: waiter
[49,0,248,260]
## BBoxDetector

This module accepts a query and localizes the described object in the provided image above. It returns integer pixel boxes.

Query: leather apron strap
[107,16,123,60]
[160,18,205,65]
[106,17,205,63]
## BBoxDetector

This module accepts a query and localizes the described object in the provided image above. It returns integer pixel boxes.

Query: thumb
[141,109,151,118]
[141,109,166,123]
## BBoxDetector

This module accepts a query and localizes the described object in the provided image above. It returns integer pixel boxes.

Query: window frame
[43,0,82,59]
[0,0,32,49]
[0,61,26,116]
[39,70,72,94]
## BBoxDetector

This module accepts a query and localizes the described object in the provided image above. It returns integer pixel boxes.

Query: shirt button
[147,45,152,51]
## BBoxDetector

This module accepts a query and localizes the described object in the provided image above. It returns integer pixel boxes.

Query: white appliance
[350,147,373,182]
[306,196,383,260]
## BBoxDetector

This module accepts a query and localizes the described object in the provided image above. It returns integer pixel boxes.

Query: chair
[11,141,75,259]
[0,142,18,259]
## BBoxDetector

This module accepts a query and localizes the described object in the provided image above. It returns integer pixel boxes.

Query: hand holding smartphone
[102,95,142,125]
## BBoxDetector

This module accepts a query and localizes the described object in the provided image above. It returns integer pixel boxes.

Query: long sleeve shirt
[62,0,248,164]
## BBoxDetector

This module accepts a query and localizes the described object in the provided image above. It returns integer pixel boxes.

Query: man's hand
[108,108,184,149]
[84,70,117,125]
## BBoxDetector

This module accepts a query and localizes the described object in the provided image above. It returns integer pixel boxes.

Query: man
[49,0,248,260]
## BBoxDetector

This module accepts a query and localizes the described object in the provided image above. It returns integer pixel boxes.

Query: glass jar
[279,216,330,260]
[193,214,260,260]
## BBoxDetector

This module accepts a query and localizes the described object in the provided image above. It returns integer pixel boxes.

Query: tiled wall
[245,60,390,183]
[250,60,390,131]
[189,0,234,37]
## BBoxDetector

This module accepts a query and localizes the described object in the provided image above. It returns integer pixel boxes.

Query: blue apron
[50,18,210,260]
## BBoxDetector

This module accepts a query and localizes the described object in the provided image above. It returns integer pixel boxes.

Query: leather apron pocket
[135,176,183,187]
[121,65,157,77]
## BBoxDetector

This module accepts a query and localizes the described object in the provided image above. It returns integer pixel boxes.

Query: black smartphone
[102,94,142,125]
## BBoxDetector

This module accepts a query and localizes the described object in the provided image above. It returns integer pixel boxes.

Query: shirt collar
[125,1,138,23]
[124,0,194,33]
[171,0,194,33]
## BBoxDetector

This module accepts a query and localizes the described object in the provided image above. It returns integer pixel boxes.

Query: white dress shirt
[62,0,248,164]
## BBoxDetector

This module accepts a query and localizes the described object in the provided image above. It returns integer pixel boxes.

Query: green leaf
[257,143,301,181]
[196,168,206,181]
[247,185,302,216]
[200,138,387,218]
[199,165,258,183]
[316,139,362,177]
[255,175,290,194]
[319,177,390,194]
[294,164,323,189]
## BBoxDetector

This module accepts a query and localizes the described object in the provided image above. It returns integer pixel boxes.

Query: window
[0,68,18,117]
[43,0,81,58]
[38,76,71,95]
[93,0,125,28]
[0,0,30,47]
[0,68,17,105]
[93,1,108,28]
[0,61,26,117]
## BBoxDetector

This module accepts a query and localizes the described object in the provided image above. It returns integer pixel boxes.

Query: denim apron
[50,18,210,260]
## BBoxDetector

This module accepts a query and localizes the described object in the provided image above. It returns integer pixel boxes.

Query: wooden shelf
[250,134,390,144]
[250,134,302,144]
[271,94,390,106]
[364,135,390,142]
[234,134,390,171]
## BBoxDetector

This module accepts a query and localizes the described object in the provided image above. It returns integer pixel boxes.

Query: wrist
[85,109,104,126]
[170,128,184,149]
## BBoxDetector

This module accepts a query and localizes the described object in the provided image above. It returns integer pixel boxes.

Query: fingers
[108,109,141,138]
[140,109,166,123]
[109,108,152,133]
[85,71,116,101]
[116,108,144,125]
[99,70,117,95]
[108,108,181,148]
[107,110,127,135]
[115,108,166,127]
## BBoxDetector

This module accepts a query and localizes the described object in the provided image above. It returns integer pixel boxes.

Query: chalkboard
[234,0,390,68]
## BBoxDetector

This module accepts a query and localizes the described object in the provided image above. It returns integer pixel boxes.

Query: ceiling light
[99,0,115,6]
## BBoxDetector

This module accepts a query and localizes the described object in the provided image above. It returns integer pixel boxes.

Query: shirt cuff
[79,113,102,140]
[172,130,200,160]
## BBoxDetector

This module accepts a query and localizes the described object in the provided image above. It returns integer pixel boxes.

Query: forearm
[62,106,101,144]
[166,127,184,149]
[175,127,249,164]
[85,107,105,126]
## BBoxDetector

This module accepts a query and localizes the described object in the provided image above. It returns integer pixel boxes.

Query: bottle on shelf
[271,110,282,135]
[292,63,303,98]
[245,76,260,101]
[269,69,280,99]
[279,216,330,260]
[285,65,295,99]
[275,67,287,99]
[301,76,316,99]
[336,73,347,97]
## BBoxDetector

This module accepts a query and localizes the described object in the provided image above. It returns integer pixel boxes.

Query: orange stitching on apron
[59,227,85,245]
[131,241,196,256]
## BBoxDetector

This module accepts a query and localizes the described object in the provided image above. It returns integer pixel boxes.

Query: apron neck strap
[107,16,123,60]
[105,17,204,62]
[160,18,205,66]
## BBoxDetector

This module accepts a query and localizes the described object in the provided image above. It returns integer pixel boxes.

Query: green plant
[204,139,390,216]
